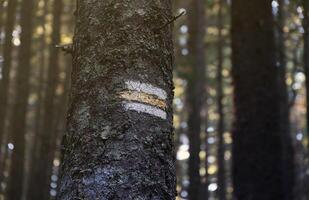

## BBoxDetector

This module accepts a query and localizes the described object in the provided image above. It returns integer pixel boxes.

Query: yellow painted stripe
[118,90,167,109]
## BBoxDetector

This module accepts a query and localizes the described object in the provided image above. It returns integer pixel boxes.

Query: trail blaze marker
[119,80,168,119]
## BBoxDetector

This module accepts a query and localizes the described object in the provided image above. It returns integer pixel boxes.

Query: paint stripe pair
[118,80,168,119]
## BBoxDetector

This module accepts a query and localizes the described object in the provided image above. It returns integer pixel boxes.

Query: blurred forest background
[0,0,308,200]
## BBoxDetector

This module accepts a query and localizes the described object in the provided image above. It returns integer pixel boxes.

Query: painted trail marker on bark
[119,80,167,119]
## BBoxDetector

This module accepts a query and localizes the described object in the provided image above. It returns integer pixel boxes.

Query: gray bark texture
[57,1,176,200]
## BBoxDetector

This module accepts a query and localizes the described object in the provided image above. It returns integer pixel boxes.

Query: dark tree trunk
[231,1,286,200]
[187,0,206,199]
[26,5,47,199]
[216,0,226,199]
[303,0,309,147]
[57,1,175,199]
[276,1,295,199]
[35,0,63,199]
[0,0,6,52]
[201,129,210,200]
[0,0,17,144]
[7,0,35,199]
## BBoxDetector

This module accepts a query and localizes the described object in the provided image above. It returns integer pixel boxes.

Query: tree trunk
[187,0,206,199]
[57,1,175,199]
[231,1,286,199]
[26,4,47,199]
[303,0,309,147]
[35,0,63,199]
[0,0,6,52]
[276,1,295,199]
[7,0,35,199]
[0,0,17,144]
[216,0,226,199]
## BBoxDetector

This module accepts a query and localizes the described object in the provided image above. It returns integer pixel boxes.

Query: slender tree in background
[7,0,35,199]
[303,0,309,144]
[27,1,48,198]
[216,0,226,199]
[0,0,18,187]
[0,0,6,50]
[187,0,206,199]
[57,1,175,199]
[35,0,63,198]
[0,0,17,143]
[202,129,210,200]
[232,0,286,199]
[276,1,295,199]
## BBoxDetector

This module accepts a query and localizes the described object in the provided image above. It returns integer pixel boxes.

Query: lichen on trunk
[57,1,176,199]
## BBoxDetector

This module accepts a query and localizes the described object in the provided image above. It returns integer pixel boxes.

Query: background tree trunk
[216,0,226,199]
[276,1,295,199]
[303,0,309,146]
[7,0,35,199]
[35,0,63,198]
[0,0,6,52]
[231,0,286,199]
[26,3,48,198]
[57,1,176,199]
[187,0,206,199]
[0,0,17,144]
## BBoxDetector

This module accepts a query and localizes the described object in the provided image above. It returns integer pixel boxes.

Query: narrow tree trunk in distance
[201,129,210,200]
[276,1,295,199]
[187,0,206,199]
[0,0,17,144]
[26,4,47,199]
[216,0,226,199]
[7,0,35,199]
[57,1,175,199]
[0,0,18,188]
[35,0,62,199]
[0,0,6,52]
[231,0,286,199]
[303,0,309,147]
[302,3,309,198]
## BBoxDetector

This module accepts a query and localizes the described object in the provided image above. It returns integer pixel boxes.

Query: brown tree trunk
[26,3,48,199]
[216,0,226,199]
[7,0,35,199]
[0,0,17,144]
[231,0,286,199]
[187,0,206,199]
[57,1,176,199]
[303,0,309,147]
[35,0,63,199]
[0,0,6,52]
[276,1,295,199]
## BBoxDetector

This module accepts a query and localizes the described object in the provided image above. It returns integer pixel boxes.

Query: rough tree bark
[57,1,176,199]
[231,0,286,199]
[7,0,35,199]
[187,0,206,199]
[276,1,295,199]
[216,0,226,199]
[35,0,63,199]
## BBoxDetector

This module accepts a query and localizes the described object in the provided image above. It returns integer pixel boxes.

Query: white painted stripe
[125,80,167,100]
[123,102,167,120]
